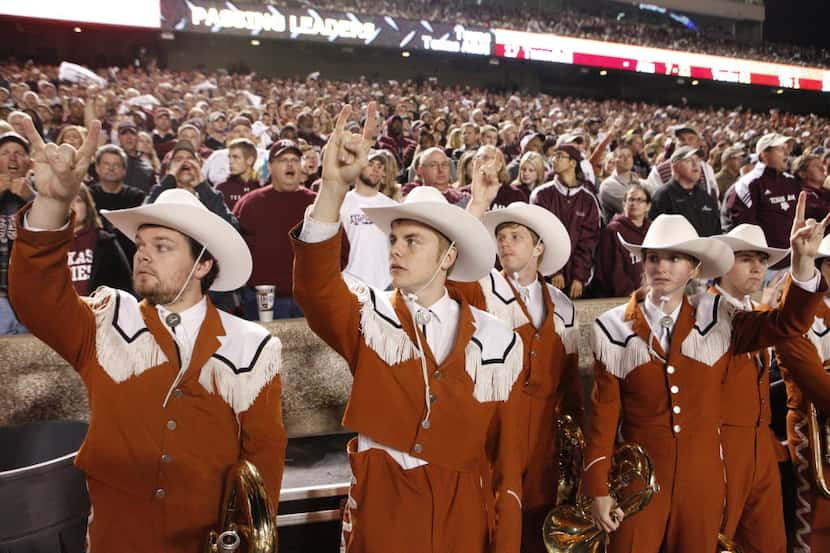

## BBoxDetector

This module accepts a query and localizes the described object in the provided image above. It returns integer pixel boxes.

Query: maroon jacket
[492,183,530,208]
[800,180,830,223]
[727,163,800,269]
[216,174,262,212]
[530,176,601,287]
[594,214,650,297]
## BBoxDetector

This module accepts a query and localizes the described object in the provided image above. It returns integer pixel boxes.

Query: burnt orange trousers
[342,438,491,553]
[720,425,787,553]
[514,390,560,553]
[607,429,724,553]
[788,411,830,553]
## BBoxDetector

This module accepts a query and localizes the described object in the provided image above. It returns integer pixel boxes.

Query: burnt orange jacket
[777,299,830,413]
[9,205,286,551]
[584,280,824,497]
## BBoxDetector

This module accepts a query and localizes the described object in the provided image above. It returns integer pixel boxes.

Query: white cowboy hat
[101,189,251,291]
[712,224,789,266]
[481,202,571,276]
[816,234,830,261]
[361,186,496,282]
[618,214,734,279]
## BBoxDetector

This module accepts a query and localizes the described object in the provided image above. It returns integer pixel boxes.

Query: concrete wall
[0,298,622,437]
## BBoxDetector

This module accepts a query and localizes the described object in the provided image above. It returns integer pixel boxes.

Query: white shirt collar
[553,176,584,197]
[714,284,754,311]
[413,289,454,324]
[156,296,208,343]
[641,293,682,340]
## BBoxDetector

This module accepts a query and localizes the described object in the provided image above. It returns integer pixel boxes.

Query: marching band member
[291,104,525,552]
[711,225,790,553]
[776,234,830,553]
[8,117,286,550]
[453,166,582,553]
[584,193,829,553]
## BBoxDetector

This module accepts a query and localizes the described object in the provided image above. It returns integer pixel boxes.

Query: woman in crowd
[56,125,86,150]
[67,184,133,296]
[593,184,652,297]
[500,151,546,204]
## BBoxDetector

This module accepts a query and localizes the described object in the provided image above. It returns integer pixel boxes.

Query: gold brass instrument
[206,460,277,553]
[717,532,743,553]
[542,415,660,553]
[807,402,830,499]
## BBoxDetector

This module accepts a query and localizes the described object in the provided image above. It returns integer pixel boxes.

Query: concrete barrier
[0,297,624,436]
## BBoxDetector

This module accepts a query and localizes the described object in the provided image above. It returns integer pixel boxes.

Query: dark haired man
[9,117,286,552]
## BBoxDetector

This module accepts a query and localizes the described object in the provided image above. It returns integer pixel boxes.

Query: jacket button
[432,371,441,379]
[421,420,431,429]
[534,333,540,339]
[413,443,423,454]
[530,351,537,357]
[673,424,681,433]
[155,488,167,499]
[670,386,679,394]
[666,366,675,374]
[430,393,437,404]
[172,389,183,399]
[673,406,681,414]
[161,454,172,464]
[166,420,177,430]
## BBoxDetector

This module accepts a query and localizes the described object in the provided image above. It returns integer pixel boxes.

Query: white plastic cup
[255,285,276,323]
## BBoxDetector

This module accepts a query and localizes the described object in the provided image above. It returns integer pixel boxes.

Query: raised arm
[9,115,103,371]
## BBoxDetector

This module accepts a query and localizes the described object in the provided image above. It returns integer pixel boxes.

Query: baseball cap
[170,140,197,159]
[555,144,582,162]
[228,116,252,130]
[268,139,302,161]
[0,131,30,154]
[670,145,704,164]
[720,145,745,164]
[117,121,138,134]
[208,111,226,123]
[673,124,699,138]
[520,132,545,151]
[755,133,791,155]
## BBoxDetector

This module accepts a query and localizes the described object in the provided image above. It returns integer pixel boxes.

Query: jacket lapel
[140,300,181,370]
[624,291,667,361]
[183,298,224,382]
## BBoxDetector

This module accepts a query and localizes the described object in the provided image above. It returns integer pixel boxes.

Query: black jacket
[649,179,722,237]
[89,230,134,295]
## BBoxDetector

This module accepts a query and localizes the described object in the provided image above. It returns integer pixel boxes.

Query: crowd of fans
[267,0,830,68]
[1,59,830,333]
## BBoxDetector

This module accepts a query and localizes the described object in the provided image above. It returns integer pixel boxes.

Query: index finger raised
[333,104,352,139]
[20,115,46,155]
[77,120,102,163]
[362,101,377,143]
[794,190,806,225]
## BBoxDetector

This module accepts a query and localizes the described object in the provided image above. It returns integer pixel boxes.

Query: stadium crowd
[2,60,830,334]
[269,0,830,68]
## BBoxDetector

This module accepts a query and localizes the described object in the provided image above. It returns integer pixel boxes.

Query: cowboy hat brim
[481,203,571,276]
[362,202,496,282]
[102,203,252,292]
[618,235,735,280]
[712,236,790,267]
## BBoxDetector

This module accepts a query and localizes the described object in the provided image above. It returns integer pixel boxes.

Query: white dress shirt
[640,293,682,353]
[156,297,207,406]
[510,277,545,329]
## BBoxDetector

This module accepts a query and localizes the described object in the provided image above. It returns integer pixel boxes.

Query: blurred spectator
[202,116,267,186]
[216,138,262,211]
[530,144,601,298]
[452,122,481,160]
[727,133,800,270]
[234,139,315,319]
[646,126,718,199]
[649,146,721,237]
[89,144,146,264]
[147,140,237,227]
[137,131,162,174]
[594,184,652,297]
[495,151,546,207]
[793,152,830,222]
[340,150,397,289]
[56,125,86,150]
[377,114,414,169]
[152,107,176,159]
[717,145,745,198]
[598,144,643,223]
[68,184,133,296]
[624,132,651,179]
[300,144,321,189]
[297,113,325,148]
[0,131,33,334]
[403,147,469,207]
[117,122,156,193]
[204,111,227,151]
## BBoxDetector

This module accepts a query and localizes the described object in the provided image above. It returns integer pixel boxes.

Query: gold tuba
[206,460,278,553]
[807,402,830,499]
[542,415,660,553]
[717,533,744,553]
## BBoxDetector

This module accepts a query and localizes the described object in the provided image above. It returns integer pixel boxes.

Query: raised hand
[466,154,502,218]
[22,114,100,204]
[790,191,830,282]
[321,102,377,189]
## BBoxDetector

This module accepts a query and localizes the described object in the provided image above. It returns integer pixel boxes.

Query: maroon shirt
[800,181,830,223]
[68,226,98,296]
[530,177,601,287]
[492,183,530,208]
[233,186,317,295]
[216,174,262,211]
[728,163,801,269]
[594,214,650,297]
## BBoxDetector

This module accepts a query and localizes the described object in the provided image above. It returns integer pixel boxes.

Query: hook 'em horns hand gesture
[789,190,830,282]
